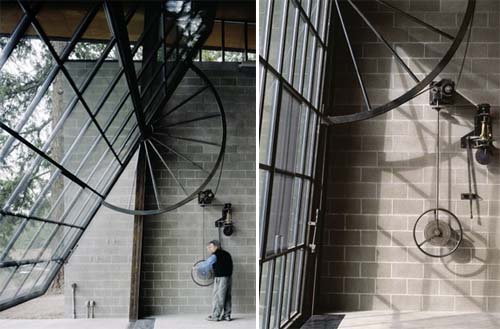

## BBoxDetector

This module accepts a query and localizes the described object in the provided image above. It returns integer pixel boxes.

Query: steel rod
[144,143,161,209]
[347,0,419,83]
[335,0,371,110]
[376,0,455,41]
[151,136,208,174]
[148,140,189,196]
[157,113,221,129]
[154,85,209,123]
[104,1,148,136]
[154,132,221,147]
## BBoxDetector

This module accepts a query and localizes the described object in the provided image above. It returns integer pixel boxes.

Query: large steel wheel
[327,0,476,124]
[102,63,226,215]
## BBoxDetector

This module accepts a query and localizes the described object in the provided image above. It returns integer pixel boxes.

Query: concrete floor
[0,314,256,329]
[336,311,500,329]
[154,313,256,329]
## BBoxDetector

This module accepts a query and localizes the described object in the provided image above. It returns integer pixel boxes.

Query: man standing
[197,240,233,321]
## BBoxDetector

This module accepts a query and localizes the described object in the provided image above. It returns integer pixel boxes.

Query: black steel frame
[0,0,218,311]
[198,18,256,62]
[327,0,476,124]
[259,0,331,328]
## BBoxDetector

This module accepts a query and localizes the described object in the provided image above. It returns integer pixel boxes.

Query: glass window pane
[260,71,278,166]
[305,111,318,176]
[301,0,310,15]
[31,261,58,294]
[266,174,300,255]
[281,252,294,324]
[0,268,15,294]
[318,0,330,41]
[0,33,55,134]
[282,1,297,82]
[40,226,77,261]
[295,105,309,173]
[0,216,23,253]
[16,261,47,297]
[275,91,302,172]
[0,265,32,303]
[268,0,286,70]
[259,169,269,250]
[303,31,316,99]
[260,261,270,329]
[291,249,304,315]
[310,0,320,29]
[313,45,324,109]
[5,220,44,261]
[270,256,283,329]
[292,17,306,89]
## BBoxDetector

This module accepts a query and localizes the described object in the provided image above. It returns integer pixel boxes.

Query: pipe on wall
[70,283,77,319]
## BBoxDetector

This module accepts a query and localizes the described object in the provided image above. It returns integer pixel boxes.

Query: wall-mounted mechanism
[191,205,215,287]
[215,203,234,236]
[459,103,492,218]
[429,79,455,106]
[191,259,215,287]
[413,94,463,257]
[413,208,463,258]
[461,103,494,165]
[198,189,215,206]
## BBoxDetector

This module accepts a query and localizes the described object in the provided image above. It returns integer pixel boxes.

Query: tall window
[259,0,331,328]
[0,1,211,310]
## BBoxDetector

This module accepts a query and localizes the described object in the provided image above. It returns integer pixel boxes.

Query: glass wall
[0,1,211,310]
[259,0,331,327]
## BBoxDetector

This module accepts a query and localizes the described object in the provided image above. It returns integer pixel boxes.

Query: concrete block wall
[319,1,500,312]
[139,62,256,315]
[62,61,136,318]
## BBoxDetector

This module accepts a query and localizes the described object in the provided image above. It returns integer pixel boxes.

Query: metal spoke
[18,2,123,166]
[0,4,42,71]
[154,132,221,147]
[151,136,209,174]
[335,0,371,110]
[0,210,84,230]
[0,3,101,164]
[156,113,221,129]
[347,0,419,83]
[154,85,210,123]
[0,122,105,199]
[143,143,161,209]
[418,236,432,247]
[148,140,189,196]
[141,62,166,98]
[376,0,455,41]
[128,163,138,210]
[0,258,63,269]
[104,1,148,136]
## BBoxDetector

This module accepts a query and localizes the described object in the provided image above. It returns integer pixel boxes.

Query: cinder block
[345,278,375,294]
[375,278,407,294]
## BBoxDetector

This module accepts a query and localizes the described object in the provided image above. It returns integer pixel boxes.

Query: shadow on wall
[318,0,500,318]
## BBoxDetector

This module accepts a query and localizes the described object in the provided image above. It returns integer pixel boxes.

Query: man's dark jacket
[213,249,233,277]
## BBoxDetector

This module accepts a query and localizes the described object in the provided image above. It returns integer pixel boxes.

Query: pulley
[413,108,463,257]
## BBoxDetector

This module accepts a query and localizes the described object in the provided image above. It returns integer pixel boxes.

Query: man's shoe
[206,315,220,321]
[223,316,231,321]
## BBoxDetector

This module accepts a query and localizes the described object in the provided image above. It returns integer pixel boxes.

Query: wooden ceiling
[0,1,255,50]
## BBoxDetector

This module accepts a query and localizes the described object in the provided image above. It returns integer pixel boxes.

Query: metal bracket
[309,209,320,253]
[461,193,481,200]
